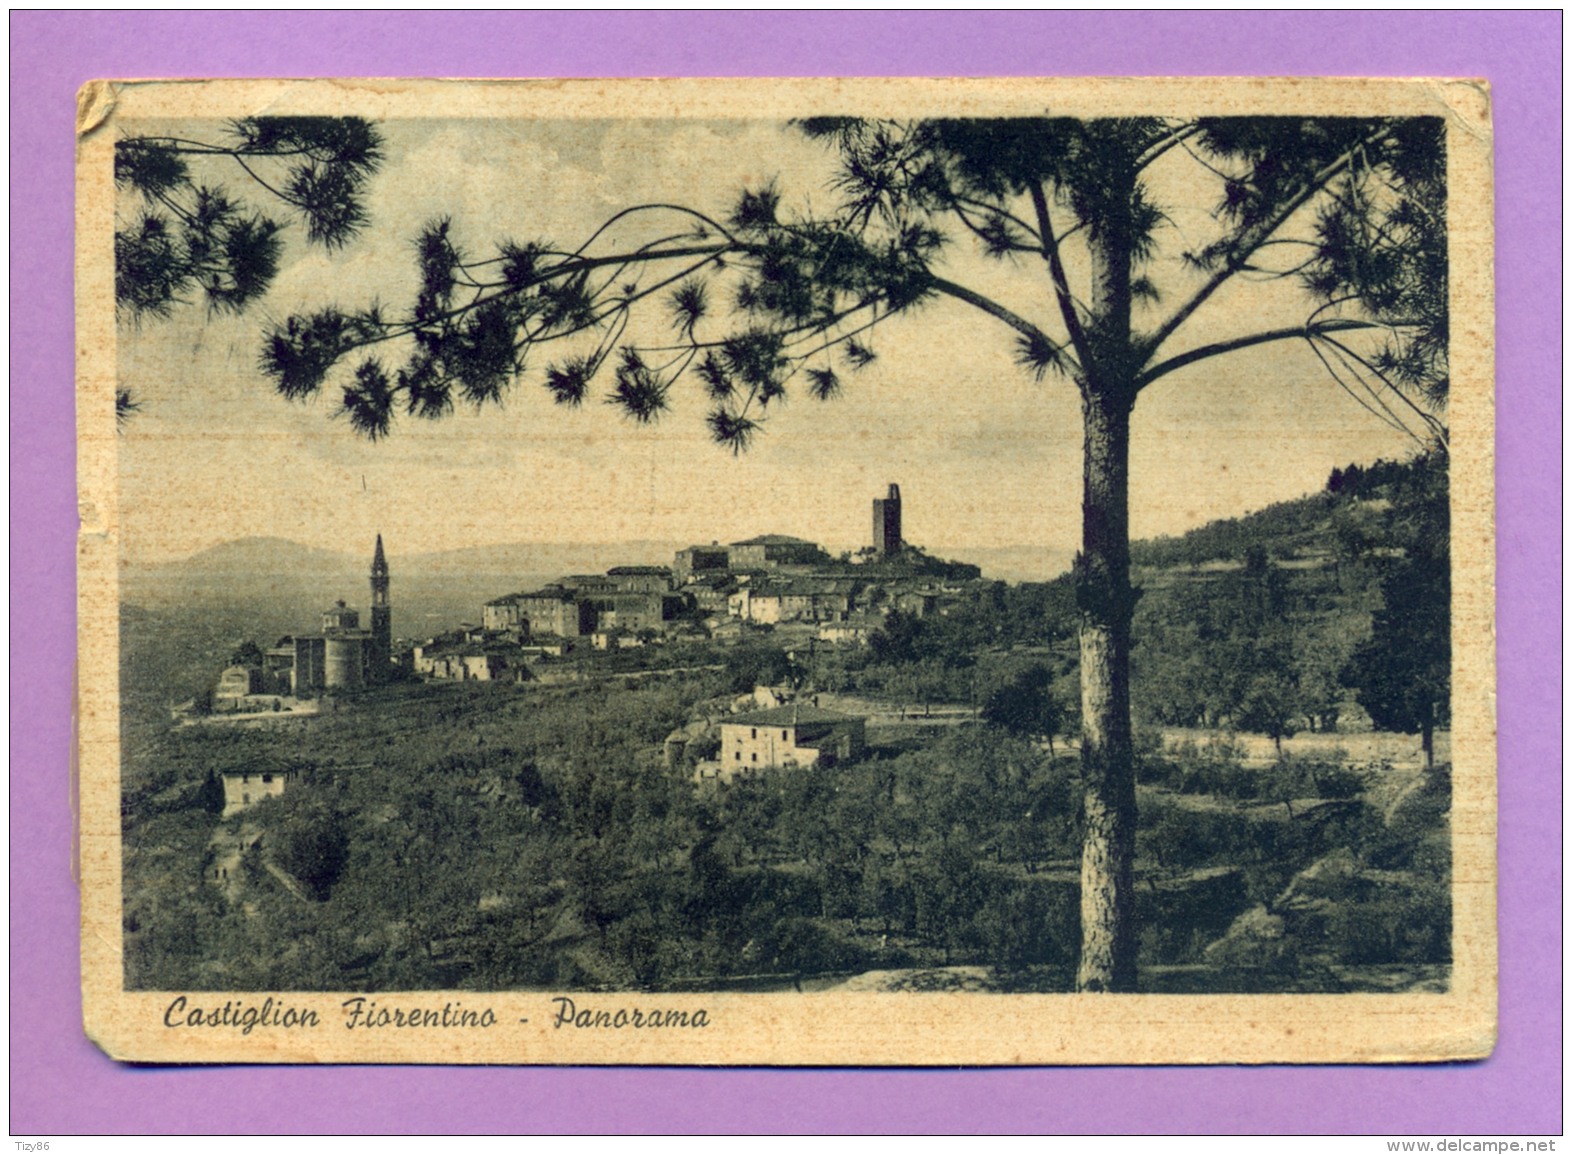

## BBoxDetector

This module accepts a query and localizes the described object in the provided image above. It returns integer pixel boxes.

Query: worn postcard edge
[76,76,1497,1066]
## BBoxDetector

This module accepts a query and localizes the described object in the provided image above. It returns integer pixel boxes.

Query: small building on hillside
[482,596,525,633]
[221,765,299,817]
[412,641,511,681]
[729,585,782,624]
[818,614,884,646]
[320,601,360,632]
[686,573,736,614]
[215,664,263,699]
[514,586,597,638]
[706,618,745,642]
[291,634,328,693]
[559,574,619,596]
[715,704,866,780]
[674,544,730,585]
[749,684,794,710]
[591,630,648,651]
[581,590,683,634]
[729,578,855,624]
[262,641,297,694]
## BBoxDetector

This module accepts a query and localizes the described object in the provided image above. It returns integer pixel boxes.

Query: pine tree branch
[1028,182,1092,365]
[949,194,1043,246]
[1135,122,1203,170]
[781,307,889,363]
[1137,318,1382,390]
[472,242,746,327]
[229,154,294,206]
[1143,127,1391,361]
[947,199,1039,255]
[568,202,738,261]
[129,137,321,160]
[927,274,1076,375]
[1316,333,1449,444]
[1304,332,1427,443]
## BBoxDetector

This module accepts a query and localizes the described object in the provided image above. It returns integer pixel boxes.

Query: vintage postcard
[77,76,1495,1064]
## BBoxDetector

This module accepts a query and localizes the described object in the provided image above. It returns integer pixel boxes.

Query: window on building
[751,753,757,763]
[242,794,250,804]
[751,728,757,738]
[735,752,741,761]
[782,730,789,740]
[261,775,273,784]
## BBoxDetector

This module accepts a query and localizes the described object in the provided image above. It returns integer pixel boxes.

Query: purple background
[11,12,1559,1135]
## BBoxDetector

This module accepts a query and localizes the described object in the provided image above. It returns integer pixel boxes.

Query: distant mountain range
[126,536,1073,587]
[121,535,1076,636]
[126,536,689,581]
[120,537,687,635]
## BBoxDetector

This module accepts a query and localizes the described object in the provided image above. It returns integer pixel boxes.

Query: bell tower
[872,483,902,557]
[369,534,391,679]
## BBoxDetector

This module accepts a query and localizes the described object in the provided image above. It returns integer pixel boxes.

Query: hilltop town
[186,482,995,892]
[203,483,982,717]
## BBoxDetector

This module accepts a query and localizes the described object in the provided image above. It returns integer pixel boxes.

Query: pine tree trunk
[1075,385,1139,993]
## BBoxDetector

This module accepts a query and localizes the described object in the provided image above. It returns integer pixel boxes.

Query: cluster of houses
[413,517,972,683]
[200,489,972,707]
[198,487,993,725]
[203,499,940,820]
[207,489,939,823]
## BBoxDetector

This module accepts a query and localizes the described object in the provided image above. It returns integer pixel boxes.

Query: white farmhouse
[220,766,298,817]
[714,704,866,781]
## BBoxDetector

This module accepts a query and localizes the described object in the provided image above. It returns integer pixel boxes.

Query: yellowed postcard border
[77,76,1496,1065]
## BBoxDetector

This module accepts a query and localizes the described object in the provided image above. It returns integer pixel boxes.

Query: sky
[114,114,1423,566]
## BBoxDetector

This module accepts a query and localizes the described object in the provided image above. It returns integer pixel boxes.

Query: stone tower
[369,534,391,679]
[872,483,902,557]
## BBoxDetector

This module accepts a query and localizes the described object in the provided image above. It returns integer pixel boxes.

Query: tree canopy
[114,116,384,420]
[117,115,1446,448]
[982,665,1068,753]
[1343,450,1451,765]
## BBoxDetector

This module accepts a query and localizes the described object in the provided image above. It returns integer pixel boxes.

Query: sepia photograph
[76,76,1495,1065]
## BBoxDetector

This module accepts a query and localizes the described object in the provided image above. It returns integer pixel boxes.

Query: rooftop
[515,586,575,601]
[218,757,298,779]
[731,534,818,547]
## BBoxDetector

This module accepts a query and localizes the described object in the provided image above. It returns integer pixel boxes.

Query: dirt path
[205,822,312,903]
[204,825,254,901]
